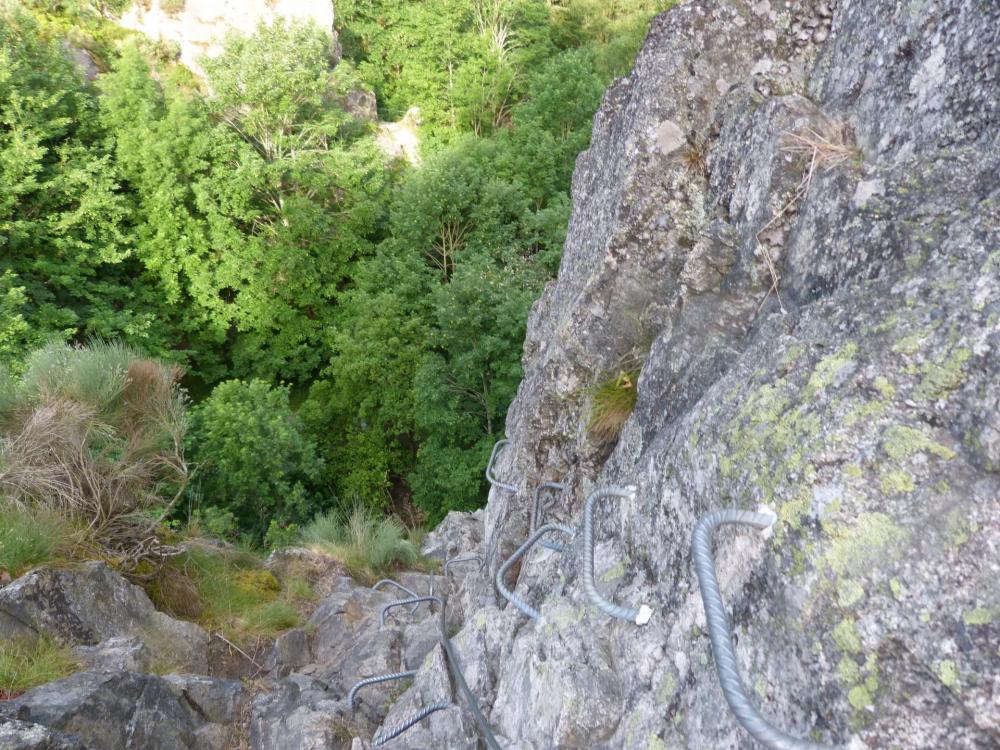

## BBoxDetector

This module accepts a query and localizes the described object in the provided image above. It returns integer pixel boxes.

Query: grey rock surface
[0,720,89,750]
[0,562,208,673]
[0,671,235,750]
[389,0,1000,748]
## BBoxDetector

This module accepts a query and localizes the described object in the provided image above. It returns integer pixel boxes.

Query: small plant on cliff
[302,505,419,583]
[159,0,185,15]
[0,635,79,698]
[0,502,73,577]
[587,369,640,444]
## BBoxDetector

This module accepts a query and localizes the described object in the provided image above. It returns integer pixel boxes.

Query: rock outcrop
[366,0,1000,748]
[118,0,338,78]
[4,1,998,748]
[0,562,209,673]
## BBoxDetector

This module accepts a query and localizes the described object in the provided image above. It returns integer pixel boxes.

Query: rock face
[0,671,243,750]
[372,0,1000,748]
[0,562,209,672]
[118,0,337,78]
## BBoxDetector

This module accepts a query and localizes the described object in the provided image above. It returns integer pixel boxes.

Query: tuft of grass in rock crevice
[587,369,640,444]
[301,505,421,585]
[0,501,86,577]
[144,542,312,647]
[0,635,79,698]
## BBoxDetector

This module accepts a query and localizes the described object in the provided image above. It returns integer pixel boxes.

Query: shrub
[186,380,325,542]
[302,505,418,582]
[0,341,187,566]
[0,635,79,698]
[587,369,640,444]
[0,502,71,576]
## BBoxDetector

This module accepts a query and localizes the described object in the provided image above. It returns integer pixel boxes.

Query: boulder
[0,562,208,673]
[0,720,88,750]
[0,670,233,750]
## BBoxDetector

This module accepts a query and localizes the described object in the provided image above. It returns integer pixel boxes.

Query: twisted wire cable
[486,439,518,492]
[692,509,841,750]
[532,482,567,551]
[347,670,418,710]
[495,523,575,619]
[373,579,422,614]
[582,486,653,625]
[371,701,451,747]
[380,596,442,628]
[438,592,503,750]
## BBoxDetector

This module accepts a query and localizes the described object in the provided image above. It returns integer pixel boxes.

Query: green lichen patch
[838,656,861,684]
[873,376,896,399]
[914,347,972,401]
[832,618,863,654]
[848,684,873,710]
[881,425,956,461]
[837,580,866,608]
[599,559,628,583]
[937,659,959,687]
[880,469,915,494]
[805,343,858,398]
[657,671,678,703]
[947,509,979,549]
[889,578,903,600]
[963,607,999,626]
[823,512,908,578]
[891,332,927,355]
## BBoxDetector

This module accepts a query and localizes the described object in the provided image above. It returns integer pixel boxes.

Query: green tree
[0,7,168,354]
[187,379,326,540]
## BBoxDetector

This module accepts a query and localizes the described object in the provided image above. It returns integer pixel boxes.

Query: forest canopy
[0,0,671,538]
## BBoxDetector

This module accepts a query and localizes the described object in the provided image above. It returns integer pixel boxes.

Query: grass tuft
[145,543,305,645]
[587,369,640,444]
[0,501,74,576]
[0,635,79,698]
[302,505,419,583]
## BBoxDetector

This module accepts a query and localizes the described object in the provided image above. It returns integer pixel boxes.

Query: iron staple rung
[372,701,451,747]
[496,523,575,620]
[347,670,418,710]
[692,508,842,750]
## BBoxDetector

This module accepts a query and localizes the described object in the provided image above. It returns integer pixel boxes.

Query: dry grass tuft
[754,123,860,312]
[0,341,188,572]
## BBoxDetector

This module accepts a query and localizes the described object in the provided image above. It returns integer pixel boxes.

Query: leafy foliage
[186,379,325,541]
[1,0,670,534]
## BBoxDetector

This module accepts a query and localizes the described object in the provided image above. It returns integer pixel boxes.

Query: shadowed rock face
[367,0,999,748]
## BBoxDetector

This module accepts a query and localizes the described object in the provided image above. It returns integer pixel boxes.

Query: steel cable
[692,509,841,750]
[438,592,503,750]
[348,670,418,710]
[495,523,575,619]
[582,486,653,625]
